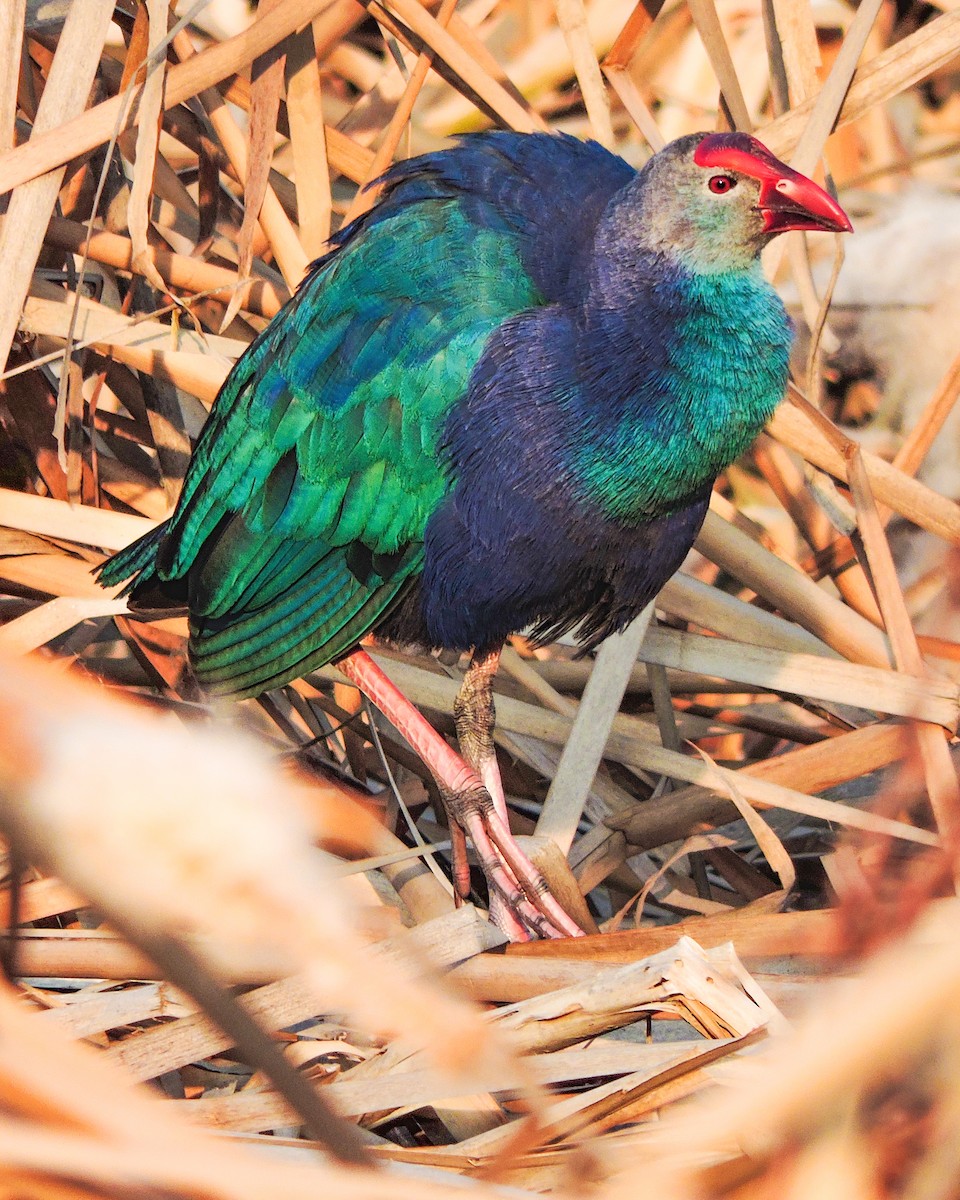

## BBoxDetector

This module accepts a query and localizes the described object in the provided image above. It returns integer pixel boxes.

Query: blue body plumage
[100,130,843,696]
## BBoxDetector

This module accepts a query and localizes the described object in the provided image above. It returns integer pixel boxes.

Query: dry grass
[1,0,960,1195]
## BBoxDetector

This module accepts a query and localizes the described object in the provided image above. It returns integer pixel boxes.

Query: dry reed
[1,0,960,1196]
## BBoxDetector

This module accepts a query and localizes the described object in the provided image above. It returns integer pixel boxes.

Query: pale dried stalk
[239,939,772,1146]
[608,912,960,1199]
[37,982,196,1040]
[766,0,881,327]
[0,0,349,196]
[537,606,654,851]
[611,720,913,848]
[499,645,579,717]
[849,452,926,678]
[555,0,615,146]
[22,278,244,357]
[0,877,86,927]
[222,0,289,333]
[0,553,141,599]
[347,658,936,846]
[0,596,130,655]
[107,906,497,1085]
[696,504,893,669]
[181,1040,721,1133]
[790,0,884,176]
[0,983,529,1200]
[0,0,25,155]
[535,658,778,696]
[285,26,333,258]
[223,68,376,182]
[0,0,116,375]
[660,571,835,655]
[642,625,958,729]
[616,740,935,846]
[17,284,241,404]
[493,937,777,1052]
[763,9,960,159]
[42,215,287,318]
[770,0,820,106]
[343,0,460,225]
[425,0,640,136]
[602,62,665,148]
[686,0,752,129]
[5,906,835,991]
[847,449,960,855]
[127,0,169,296]
[601,2,664,147]
[754,436,882,625]
[171,30,308,290]
[692,746,796,893]
[770,398,960,545]
[371,0,546,132]
[440,1039,751,1159]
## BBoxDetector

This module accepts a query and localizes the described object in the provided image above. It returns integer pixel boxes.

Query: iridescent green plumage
[571,265,790,520]
[103,198,543,694]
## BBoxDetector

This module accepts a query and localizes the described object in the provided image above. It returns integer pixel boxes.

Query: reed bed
[1,0,960,1196]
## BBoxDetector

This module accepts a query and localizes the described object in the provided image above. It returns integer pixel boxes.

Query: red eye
[708,174,736,194]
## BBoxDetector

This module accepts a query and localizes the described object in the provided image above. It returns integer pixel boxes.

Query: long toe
[444,783,584,940]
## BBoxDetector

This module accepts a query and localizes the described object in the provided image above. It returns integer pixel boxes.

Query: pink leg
[336,649,582,940]
[451,648,584,941]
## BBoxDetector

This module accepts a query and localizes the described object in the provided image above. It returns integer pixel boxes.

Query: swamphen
[100,131,851,940]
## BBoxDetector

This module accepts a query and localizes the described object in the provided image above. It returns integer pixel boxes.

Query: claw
[482,808,584,939]
[442,783,577,940]
[447,819,471,903]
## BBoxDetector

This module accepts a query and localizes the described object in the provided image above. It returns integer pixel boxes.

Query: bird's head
[630,131,852,273]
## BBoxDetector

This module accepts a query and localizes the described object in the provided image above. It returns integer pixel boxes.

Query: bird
[99,129,851,941]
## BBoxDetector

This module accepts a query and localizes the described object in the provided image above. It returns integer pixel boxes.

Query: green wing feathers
[102,200,542,694]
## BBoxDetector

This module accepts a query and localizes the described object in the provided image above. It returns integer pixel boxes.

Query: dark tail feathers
[97,521,170,596]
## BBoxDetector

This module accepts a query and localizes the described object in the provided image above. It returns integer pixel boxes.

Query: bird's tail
[96,522,170,596]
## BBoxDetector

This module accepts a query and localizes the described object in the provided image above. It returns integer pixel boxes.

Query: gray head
[624,131,852,273]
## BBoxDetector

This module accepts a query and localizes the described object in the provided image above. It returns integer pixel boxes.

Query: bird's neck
[570,256,792,521]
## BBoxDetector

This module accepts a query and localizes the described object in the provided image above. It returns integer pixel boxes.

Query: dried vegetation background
[2,0,960,1195]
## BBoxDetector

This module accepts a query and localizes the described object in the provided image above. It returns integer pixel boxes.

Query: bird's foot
[336,648,583,941]
[441,781,583,941]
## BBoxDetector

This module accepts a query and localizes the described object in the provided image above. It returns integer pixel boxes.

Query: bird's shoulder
[357,132,636,300]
